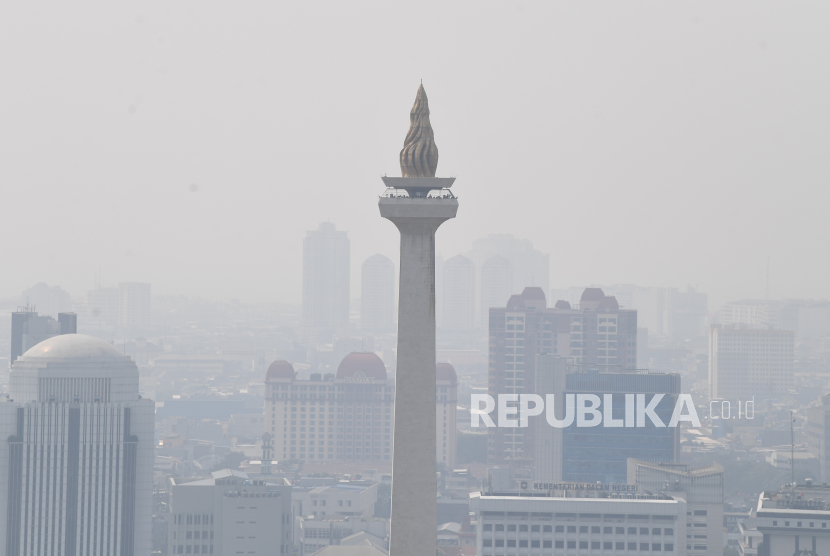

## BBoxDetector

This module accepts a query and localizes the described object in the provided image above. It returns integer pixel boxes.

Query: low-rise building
[470,489,687,555]
[167,469,293,556]
[293,481,379,519]
[754,481,830,555]
[297,515,389,556]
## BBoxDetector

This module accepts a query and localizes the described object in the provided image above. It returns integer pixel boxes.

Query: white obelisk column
[380,193,457,556]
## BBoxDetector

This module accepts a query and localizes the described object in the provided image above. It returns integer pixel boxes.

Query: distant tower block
[379,84,458,556]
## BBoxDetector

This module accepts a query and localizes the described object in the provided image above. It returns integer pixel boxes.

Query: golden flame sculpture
[399,84,439,178]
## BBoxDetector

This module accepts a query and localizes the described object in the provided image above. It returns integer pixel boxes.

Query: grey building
[0,334,154,555]
[488,287,638,466]
[167,469,293,556]
[361,254,395,333]
[302,222,351,330]
[10,308,76,365]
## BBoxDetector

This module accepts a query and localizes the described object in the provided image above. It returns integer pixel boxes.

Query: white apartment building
[168,469,293,556]
[471,490,687,555]
[627,459,724,556]
[709,324,794,400]
[0,334,154,556]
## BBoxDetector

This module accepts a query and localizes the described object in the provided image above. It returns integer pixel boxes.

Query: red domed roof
[436,363,457,383]
[266,360,295,380]
[336,352,387,381]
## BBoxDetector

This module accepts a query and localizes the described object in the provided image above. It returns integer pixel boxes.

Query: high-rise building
[10,308,77,365]
[561,368,680,483]
[264,355,457,468]
[467,233,550,304]
[0,334,154,555]
[488,287,638,466]
[436,363,458,468]
[480,255,512,328]
[167,469,292,556]
[361,254,395,332]
[442,255,476,331]
[303,222,350,329]
[805,394,830,483]
[20,282,72,317]
[532,356,681,484]
[470,490,686,556]
[87,286,120,326]
[708,324,794,400]
[119,281,151,330]
[628,459,724,556]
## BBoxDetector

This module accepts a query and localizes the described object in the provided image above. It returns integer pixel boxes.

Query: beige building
[628,459,724,556]
[709,324,794,400]
[167,469,293,556]
[265,355,459,467]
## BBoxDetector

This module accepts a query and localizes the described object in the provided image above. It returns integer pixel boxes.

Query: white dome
[21,334,125,360]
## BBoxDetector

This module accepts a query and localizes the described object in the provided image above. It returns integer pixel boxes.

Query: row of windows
[482,525,673,535]
[483,540,674,550]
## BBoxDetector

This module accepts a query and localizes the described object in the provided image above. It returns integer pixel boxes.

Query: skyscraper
[709,324,794,399]
[379,84,458,556]
[488,287,638,466]
[436,363,458,468]
[119,281,151,331]
[0,334,154,555]
[479,255,512,328]
[302,222,350,329]
[10,308,77,365]
[361,253,395,332]
[442,255,476,331]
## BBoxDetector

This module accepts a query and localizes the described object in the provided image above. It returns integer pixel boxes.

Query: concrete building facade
[302,222,351,329]
[0,334,154,556]
[470,491,687,556]
[167,469,293,556]
[708,324,794,400]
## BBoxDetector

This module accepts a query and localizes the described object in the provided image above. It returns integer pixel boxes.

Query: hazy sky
[2,2,828,309]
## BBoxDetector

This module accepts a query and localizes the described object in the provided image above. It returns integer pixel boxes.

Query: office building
[361,254,396,333]
[264,355,458,468]
[87,286,121,326]
[20,282,72,317]
[628,459,724,556]
[167,469,292,556]
[442,255,476,331]
[806,394,830,483]
[488,287,638,466]
[561,368,680,484]
[753,483,830,556]
[303,222,350,329]
[470,490,686,556]
[293,482,379,519]
[297,516,389,556]
[709,324,794,400]
[265,354,393,463]
[0,334,154,555]
[119,281,151,330]
[10,308,76,365]
[437,363,458,468]
[480,255,512,328]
